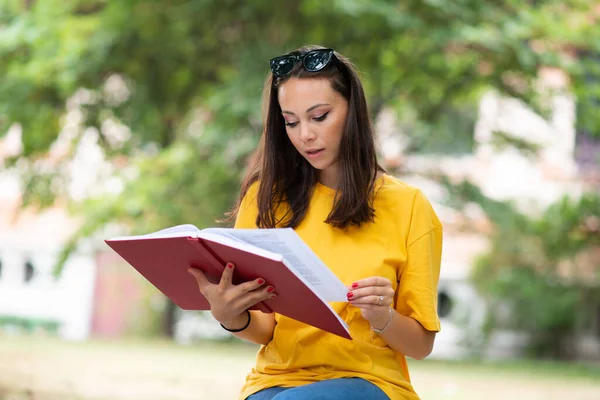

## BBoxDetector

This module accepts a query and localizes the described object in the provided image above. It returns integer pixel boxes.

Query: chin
[306,160,327,171]
[303,154,336,173]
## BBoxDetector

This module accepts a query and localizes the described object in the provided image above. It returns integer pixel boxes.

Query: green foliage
[2,0,600,336]
[2,0,599,162]
[54,137,243,275]
[488,130,542,158]
[0,315,61,335]
[449,179,600,359]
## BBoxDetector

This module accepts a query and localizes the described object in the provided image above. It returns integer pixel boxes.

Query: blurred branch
[73,1,106,15]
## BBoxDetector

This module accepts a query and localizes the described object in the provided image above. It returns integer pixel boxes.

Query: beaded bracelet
[220,310,251,333]
[371,306,393,334]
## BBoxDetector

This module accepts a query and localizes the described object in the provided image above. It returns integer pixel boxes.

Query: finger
[239,286,277,310]
[188,267,210,291]
[347,278,394,300]
[347,286,394,300]
[237,277,267,293]
[218,262,235,290]
[347,287,374,300]
[349,277,392,290]
[350,294,392,307]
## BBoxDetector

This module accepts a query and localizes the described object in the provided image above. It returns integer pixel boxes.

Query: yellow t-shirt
[235,174,442,400]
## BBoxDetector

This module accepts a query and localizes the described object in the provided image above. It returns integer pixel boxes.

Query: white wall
[0,240,96,341]
[432,278,530,360]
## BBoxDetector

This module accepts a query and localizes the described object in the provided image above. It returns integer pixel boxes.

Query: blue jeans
[245,378,389,400]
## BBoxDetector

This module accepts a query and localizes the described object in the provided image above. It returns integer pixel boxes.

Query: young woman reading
[188,45,442,400]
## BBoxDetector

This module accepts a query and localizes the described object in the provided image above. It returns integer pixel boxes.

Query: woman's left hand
[346,277,395,329]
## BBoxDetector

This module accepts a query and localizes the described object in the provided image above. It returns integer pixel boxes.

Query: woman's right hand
[188,262,275,326]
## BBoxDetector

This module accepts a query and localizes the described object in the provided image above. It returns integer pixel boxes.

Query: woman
[188,45,442,400]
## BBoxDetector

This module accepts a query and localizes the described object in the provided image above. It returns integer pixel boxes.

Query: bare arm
[369,308,435,359]
[347,277,436,360]
[219,310,276,345]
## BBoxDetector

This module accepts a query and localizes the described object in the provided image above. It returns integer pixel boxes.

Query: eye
[313,111,330,122]
[285,121,299,128]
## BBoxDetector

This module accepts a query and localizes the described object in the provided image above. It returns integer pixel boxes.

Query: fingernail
[269,294,277,299]
[267,286,274,293]
[257,278,265,285]
[352,282,358,288]
[347,292,353,298]
[226,263,234,269]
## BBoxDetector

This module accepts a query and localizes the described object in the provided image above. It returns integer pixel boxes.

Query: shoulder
[376,174,433,211]
[234,180,260,229]
[240,180,260,206]
[377,174,418,195]
[376,174,442,241]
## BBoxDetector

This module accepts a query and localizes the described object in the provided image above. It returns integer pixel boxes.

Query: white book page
[203,227,349,302]
[280,259,350,334]
[108,224,201,241]
[197,231,283,262]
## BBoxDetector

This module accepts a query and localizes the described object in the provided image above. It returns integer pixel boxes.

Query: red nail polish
[257,279,265,285]
[226,263,234,269]
[347,292,353,298]
[352,282,358,288]
[267,286,274,293]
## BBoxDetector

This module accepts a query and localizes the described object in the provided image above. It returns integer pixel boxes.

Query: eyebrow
[281,103,330,115]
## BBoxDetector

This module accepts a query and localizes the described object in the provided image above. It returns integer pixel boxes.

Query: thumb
[188,267,210,291]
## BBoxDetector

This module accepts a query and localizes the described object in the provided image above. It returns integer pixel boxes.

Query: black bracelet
[220,310,251,332]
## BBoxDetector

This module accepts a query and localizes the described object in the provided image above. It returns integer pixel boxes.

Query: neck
[317,165,339,190]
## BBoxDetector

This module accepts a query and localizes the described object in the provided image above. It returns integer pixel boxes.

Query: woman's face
[277,77,348,188]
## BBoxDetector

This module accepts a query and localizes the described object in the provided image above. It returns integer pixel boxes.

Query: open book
[105,224,351,339]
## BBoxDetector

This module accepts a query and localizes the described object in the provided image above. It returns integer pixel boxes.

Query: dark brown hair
[232,45,384,229]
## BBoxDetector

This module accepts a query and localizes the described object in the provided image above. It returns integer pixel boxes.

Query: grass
[407,358,600,400]
[412,358,600,381]
[0,335,599,400]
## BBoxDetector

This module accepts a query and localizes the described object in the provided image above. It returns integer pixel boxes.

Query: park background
[0,1,599,399]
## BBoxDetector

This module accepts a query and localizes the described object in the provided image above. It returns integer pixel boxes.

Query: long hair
[231,45,384,229]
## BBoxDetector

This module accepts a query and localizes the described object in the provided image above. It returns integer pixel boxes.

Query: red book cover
[105,234,351,339]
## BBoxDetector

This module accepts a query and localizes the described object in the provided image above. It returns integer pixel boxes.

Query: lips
[306,148,324,155]
[305,148,325,159]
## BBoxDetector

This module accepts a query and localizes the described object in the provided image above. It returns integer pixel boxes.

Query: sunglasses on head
[269,48,336,77]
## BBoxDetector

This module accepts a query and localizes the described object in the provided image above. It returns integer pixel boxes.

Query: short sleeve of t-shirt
[394,189,442,332]
[234,182,259,229]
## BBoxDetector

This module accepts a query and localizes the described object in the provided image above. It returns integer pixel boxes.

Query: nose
[299,124,316,143]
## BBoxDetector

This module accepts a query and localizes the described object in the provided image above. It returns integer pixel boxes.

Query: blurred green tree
[1,0,599,336]
[445,178,600,359]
